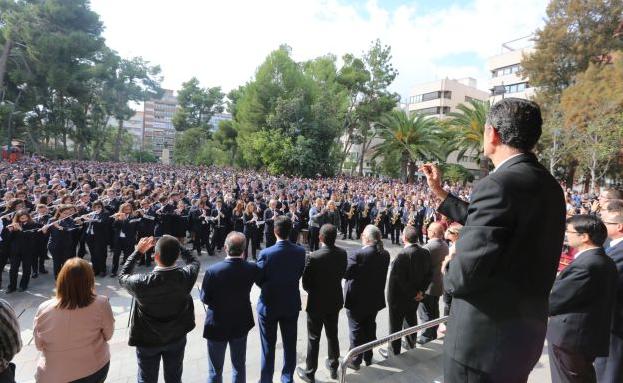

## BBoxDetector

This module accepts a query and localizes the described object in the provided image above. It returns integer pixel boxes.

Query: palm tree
[446,99,491,177]
[372,109,441,183]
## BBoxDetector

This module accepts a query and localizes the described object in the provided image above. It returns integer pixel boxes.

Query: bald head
[225,231,246,257]
[427,222,444,239]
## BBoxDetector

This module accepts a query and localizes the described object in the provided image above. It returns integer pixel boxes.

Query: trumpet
[391,209,401,225]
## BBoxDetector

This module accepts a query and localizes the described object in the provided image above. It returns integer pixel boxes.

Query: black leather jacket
[119,249,200,347]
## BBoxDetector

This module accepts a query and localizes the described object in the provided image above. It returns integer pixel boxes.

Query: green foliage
[173,127,210,165]
[440,163,475,184]
[130,150,158,163]
[213,119,238,165]
[445,99,491,176]
[173,77,224,132]
[522,0,623,104]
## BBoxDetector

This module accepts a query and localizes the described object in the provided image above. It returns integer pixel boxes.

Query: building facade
[209,112,233,131]
[407,77,489,118]
[142,89,178,162]
[487,43,535,103]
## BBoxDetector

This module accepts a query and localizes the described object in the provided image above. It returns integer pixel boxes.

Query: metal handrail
[338,315,449,383]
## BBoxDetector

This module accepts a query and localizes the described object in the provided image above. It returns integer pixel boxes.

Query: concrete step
[343,340,444,383]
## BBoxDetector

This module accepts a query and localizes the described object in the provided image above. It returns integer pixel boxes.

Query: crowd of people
[0,97,622,383]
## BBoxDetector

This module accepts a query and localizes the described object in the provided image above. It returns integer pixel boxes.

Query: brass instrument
[362,205,369,219]
[407,211,416,226]
[346,205,356,220]
[374,208,384,227]
[391,208,401,225]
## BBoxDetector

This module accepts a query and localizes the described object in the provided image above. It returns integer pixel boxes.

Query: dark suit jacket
[200,258,260,341]
[438,153,566,373]
[263,209,280,234]
[607,240,623,336]
[256,240,306,318]
[387,244,432,308]
[302,245,348,315]
[547,247,618,357]
[423,238,448,297]
[344,246,390,316]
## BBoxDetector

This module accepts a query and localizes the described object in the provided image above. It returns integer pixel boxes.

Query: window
[492,64,521,78]
[415,106,450,116]
[421,91,439,102]
[503,82,529,94]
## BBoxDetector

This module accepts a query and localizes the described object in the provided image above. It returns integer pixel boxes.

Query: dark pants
[258,312,298,383]
[86,238,107,275]
[69,362,110,383]
[346,310,378,366]
[0,363,15,383]
[265,232,276,249]
[595,332,623,383]
[207,335,247,383]
[390,224,402,244]
[303,311,340,377]
[136,336,187,383]
[309,227,320,252]
[347,219,356,239]
[9,251,32,290]
[244,231,260,260]
[418,295,440,342]
[444,355,530,383]
[50,246,72,278]
[443,292,453,316]
[195,230,213,255]
[415,225,424,244]
[548,343,596,383]
[32,237,47,274]
[112,239,133,274]
[214,226,226,250]
[388,301,418,354]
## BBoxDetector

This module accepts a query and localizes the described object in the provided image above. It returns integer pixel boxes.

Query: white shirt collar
[573,246,600,260]
[610,237,623,248]
[362,244,374,249]
[492,153,524,173]
[154,264,180,272]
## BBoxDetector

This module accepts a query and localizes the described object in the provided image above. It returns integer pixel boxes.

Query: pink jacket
[34,295,114,383]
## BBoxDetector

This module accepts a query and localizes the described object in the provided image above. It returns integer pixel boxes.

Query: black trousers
[0,249,7,287]
[308,227,320,252]
[32,237,47,274]
[418,295,440,342]
[86,238,108,275]
[346,310,377,366]
[112,239,133,274]
[346,219,357,239]
[390,223,402,244]
[214,226,226,250]
[443,292,453,316]
[265,231,276,248]
[9,250,32,290]
[69,361,110,383]
[0,362,16,383]
[595,332,623,383]
[415,225,424,244]
[303,311,340,377]
[245,231,260,260]
[548,343,596,383]
[444,355,531,383]
[50,246,72,278]
[388,301,418,354]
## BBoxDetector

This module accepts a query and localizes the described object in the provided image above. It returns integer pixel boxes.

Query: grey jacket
[423,238,448,297]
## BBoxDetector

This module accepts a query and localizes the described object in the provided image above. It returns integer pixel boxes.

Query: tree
[522,0,623,106]
[173,77,224,132]
[213,119,238,165]
[446,99,491,177]
[173,127,210,165]
[354,40,400,176]
[372,109,440,182]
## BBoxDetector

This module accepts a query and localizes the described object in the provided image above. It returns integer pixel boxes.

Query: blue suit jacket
[256,240,306,319]
[200,258,260,341]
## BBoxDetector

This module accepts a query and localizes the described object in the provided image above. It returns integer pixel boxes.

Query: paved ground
[2,237,551,383]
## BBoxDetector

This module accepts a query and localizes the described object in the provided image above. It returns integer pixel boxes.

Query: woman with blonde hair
[34,258,114,383]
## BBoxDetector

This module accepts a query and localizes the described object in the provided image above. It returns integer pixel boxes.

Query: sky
[89,0,549,101]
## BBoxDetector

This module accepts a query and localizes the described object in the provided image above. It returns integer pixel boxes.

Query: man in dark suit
[595,200,623,383]
[296,224,347,382]
[379,224,432,358]
[200,231,260,383]
[343,224,390,369]
[548,215,618,383]
[263,199,280,248]
[418,222,449,344]
[256,216,306,383]
[422,98,566,382]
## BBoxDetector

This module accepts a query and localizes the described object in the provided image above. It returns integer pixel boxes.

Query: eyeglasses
[565,230,580,234]
[603,221,621,225]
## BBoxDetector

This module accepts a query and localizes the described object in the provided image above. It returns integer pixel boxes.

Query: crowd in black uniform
[0,158,469,294]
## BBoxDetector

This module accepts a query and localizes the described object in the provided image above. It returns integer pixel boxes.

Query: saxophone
[346,205,356,220]
[391,208,401,225]
[374,208,384,226]
[407,211,416,226]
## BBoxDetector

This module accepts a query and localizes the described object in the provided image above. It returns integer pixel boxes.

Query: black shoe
[364,360,372,367]
[32,273,38,279]
[378,348,390,359]
[402,339,413,350]
[17,287,26,292]
[109,272,117,278]
[4,287,16,294]
[416,337,430,345]
[325,359,338,380]
[342,236,347,240]
[40,268,48,274]
[296,367,314,383]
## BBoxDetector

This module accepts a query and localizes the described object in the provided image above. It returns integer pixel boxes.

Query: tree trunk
[113,118,124,161]
[0,38,12,95]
